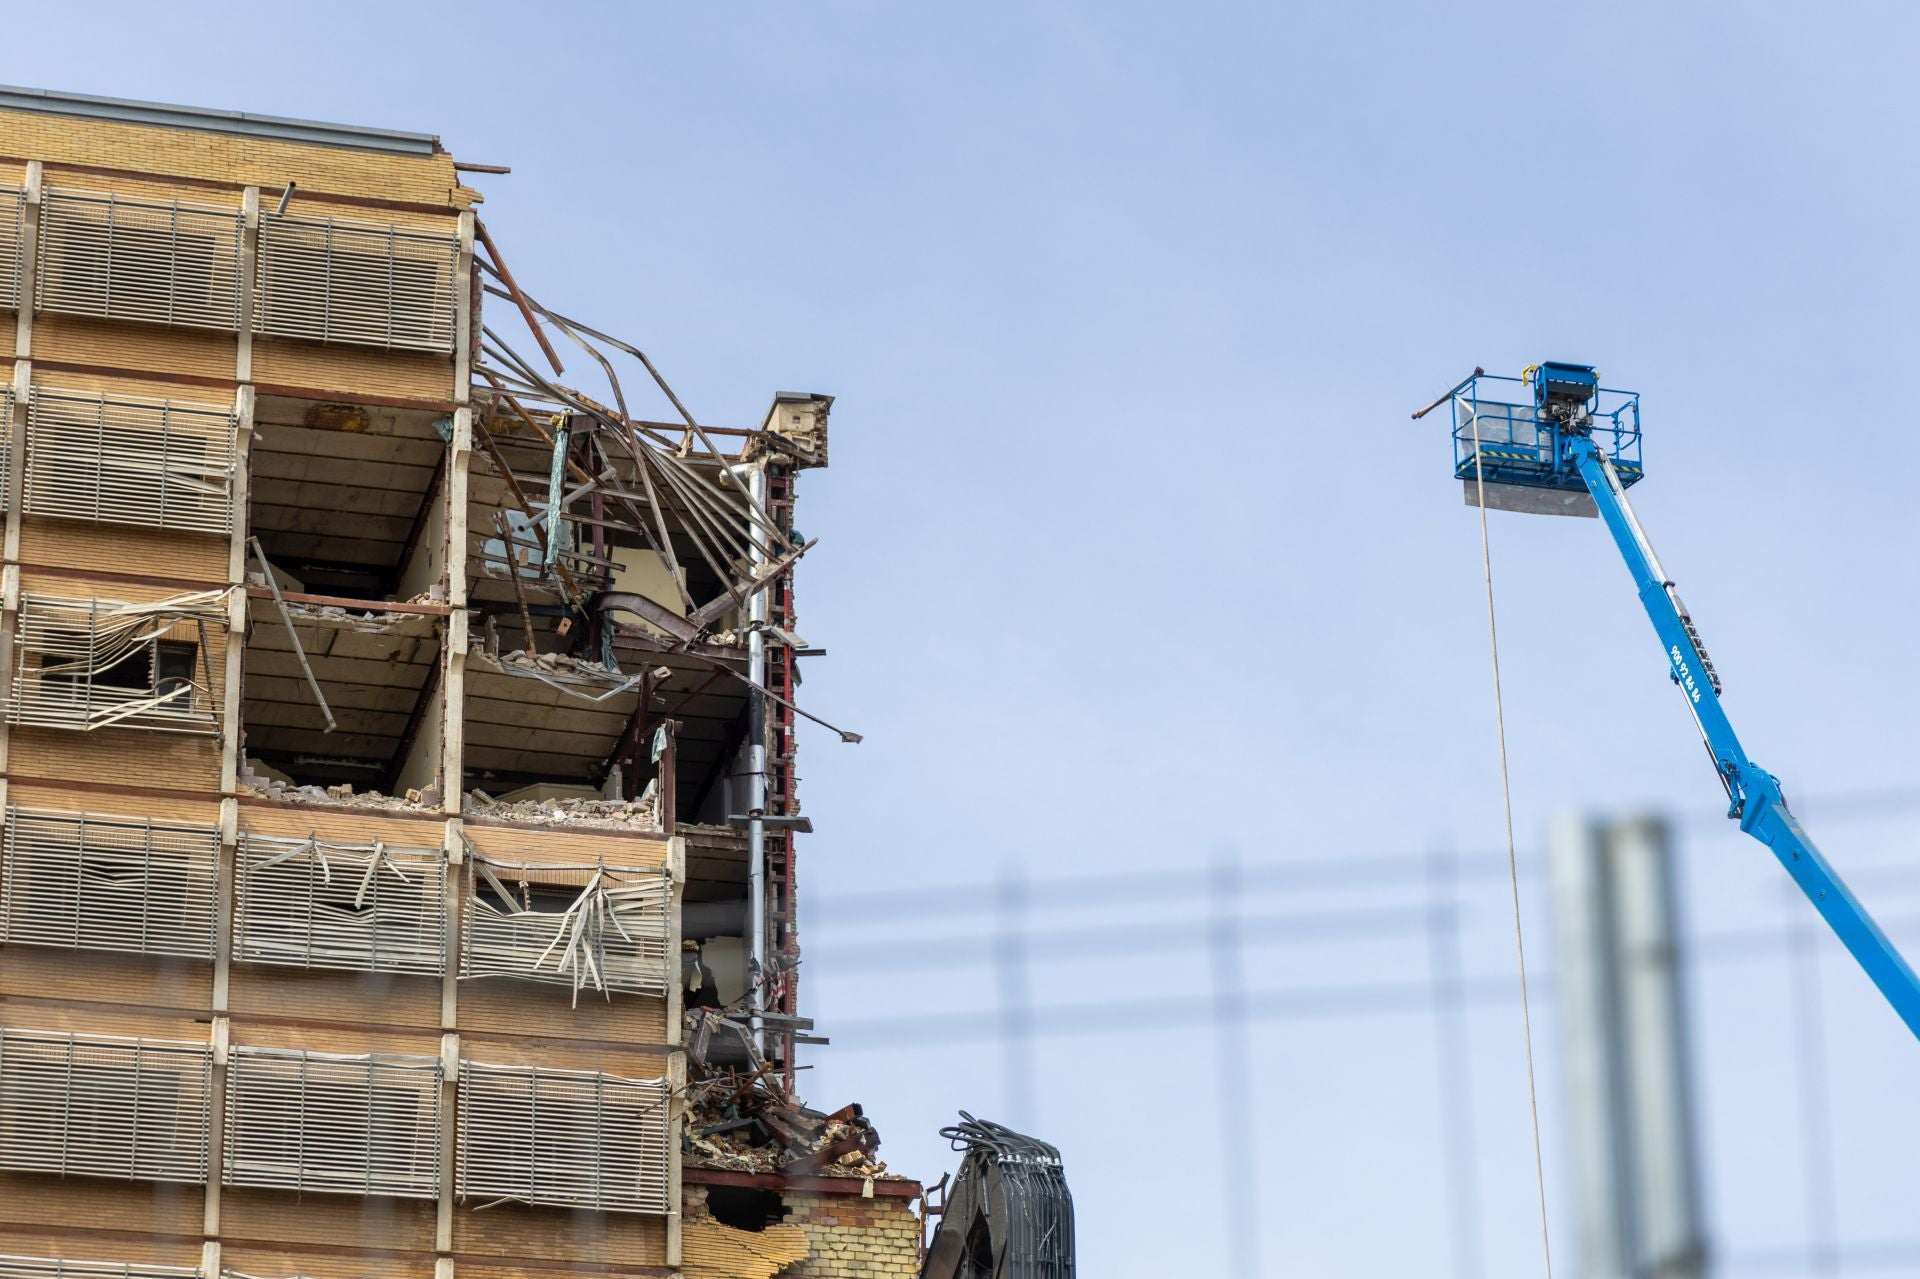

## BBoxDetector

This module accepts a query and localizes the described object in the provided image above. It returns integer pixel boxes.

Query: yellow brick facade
[681,1184,923,1279]
[0,109,477,210]
[0,90,680,1279]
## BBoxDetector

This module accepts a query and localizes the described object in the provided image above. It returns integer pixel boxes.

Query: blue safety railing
[1450,372,1642,492]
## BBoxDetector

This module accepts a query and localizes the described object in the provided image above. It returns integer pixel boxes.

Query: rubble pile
[463,788,660,829]
[682,1009,889,1181]
[237,760,437,811]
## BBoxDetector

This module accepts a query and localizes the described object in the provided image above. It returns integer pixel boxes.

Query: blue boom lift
[1417,362,1920,1041]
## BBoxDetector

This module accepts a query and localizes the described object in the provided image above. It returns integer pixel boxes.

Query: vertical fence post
[994,863,1033,1127]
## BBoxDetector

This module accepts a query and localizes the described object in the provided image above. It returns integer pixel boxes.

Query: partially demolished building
[0,87,920,1279]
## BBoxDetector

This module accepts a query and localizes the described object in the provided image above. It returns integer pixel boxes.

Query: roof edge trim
[0,84,441,157]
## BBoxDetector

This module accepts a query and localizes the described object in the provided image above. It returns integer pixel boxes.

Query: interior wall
[394,458,449,601]
[393,682,443,796]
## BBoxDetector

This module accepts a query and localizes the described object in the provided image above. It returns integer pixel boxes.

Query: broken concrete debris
[463,786,660,829]
[239,758,440,810]
[681,1008,891,1181]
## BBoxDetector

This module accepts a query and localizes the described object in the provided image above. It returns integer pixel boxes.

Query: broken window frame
[6,591,224,735]
[222,1045,442,1200]
[0,1027,213,1185]
[24,386,238,535]
[36,186,244,332]
[457,1058,672,1214]
[461,853,673,1001]
[256,210,459,354]
[232,831,446,976]
[0,805,219,960]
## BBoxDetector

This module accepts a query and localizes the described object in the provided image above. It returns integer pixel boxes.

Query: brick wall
[680,1183,923,1279]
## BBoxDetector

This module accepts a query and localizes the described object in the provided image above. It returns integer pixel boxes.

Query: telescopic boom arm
[1564,432,1920,1040]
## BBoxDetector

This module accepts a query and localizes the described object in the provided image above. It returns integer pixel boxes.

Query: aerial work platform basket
[1449,364,1642,516]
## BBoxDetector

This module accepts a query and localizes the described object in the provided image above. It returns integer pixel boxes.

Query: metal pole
[994,863,1033,1127]
[1550,812,1636,1279]
[1608,816,1706,1279]
[1208,852,1259,1277]
[745,460,769,1057]
[1550,812,1706,1279]
[1427,839,1485,1279]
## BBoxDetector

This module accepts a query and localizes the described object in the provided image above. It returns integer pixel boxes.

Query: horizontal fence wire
[257,211,458,353]
[25,387,237,535]
[234,832,446,976]
[223,1045,442,1199]
[0,806,218,959]
[458,1058,672,1214]
[37,187,243,332]
[0,186,23,310]
[7,591,225,735]
[0,1027,212,1184]
[462,855,674,999]
[0,1255,200,1279]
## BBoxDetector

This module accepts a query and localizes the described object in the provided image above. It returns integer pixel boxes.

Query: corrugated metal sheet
[0,1027,212,1184]
[37,186,243,332]
[457,1058,672,1214]
[257,211,457,353]
[25,386,237,535]
[223,1045,442,1199]
[462,855,673,998]
[5,591,225,735]
[0,187,23,311]
[0,805,218,959]
[234,832,446,976]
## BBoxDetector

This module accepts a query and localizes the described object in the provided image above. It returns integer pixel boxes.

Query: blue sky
[13,3,1920,1274]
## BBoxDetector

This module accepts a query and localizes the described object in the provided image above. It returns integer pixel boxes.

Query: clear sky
[11,3,1920,1275]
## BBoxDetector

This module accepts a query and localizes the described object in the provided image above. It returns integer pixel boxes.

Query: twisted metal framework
[6,590,225,734]
[233,832,446,976]
[923,1114,1075,1279]
[462,853,673,1002]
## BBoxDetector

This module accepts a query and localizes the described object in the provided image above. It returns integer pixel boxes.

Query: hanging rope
[1463,399,1555,1278]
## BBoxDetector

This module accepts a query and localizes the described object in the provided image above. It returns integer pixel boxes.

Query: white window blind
[25,387,237,534]
[37,187,243,332]
[0,806,218,959]
[0,1254,199,1279]
[0,386,15,509]
[0,187,22,310]
[0,1028,212,1185]
[234,832,445,976]
[457,1059,672,1214]
[257,211,457,353]
[463,856,673,1001]
[223,1046,442,1199]
[6,591,225,734]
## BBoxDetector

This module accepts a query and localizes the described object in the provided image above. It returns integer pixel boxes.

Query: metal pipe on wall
[745,460,770,1057]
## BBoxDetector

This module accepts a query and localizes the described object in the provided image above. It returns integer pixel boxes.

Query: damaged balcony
[248,393,450,600]
[239,595,445,805]
[241,391,453,805]
[459,409,779,830]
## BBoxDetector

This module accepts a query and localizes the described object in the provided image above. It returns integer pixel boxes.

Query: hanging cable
[1463,398,1555,1279]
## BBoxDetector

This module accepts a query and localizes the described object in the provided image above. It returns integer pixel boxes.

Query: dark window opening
[39,637,195,700]
[706,1185,787,1233]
